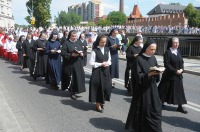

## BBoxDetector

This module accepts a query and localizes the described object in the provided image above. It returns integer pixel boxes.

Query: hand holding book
[149,66,165,73]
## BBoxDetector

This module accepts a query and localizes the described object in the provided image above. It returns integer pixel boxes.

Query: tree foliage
[26,0,52,28]
[107,11,127,25]
[55,11,82,26]
[184,3,200,27]
[97,19,112,26]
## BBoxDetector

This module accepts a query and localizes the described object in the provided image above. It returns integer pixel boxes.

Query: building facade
[127,4,188,27]
[68,0,104,22]
[0,0,14,28]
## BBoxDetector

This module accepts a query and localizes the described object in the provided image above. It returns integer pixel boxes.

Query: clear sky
[12,0,200,25]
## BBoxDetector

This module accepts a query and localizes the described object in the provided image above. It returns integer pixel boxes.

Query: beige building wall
[0,0,14,28]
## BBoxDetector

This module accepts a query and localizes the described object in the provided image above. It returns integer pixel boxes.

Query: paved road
[0,56,200,132]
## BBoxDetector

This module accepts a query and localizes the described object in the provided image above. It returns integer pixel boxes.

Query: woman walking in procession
[158,37,188,114]
[106,28,120,88]
[16,35,25,69]
[45,32,61,90]
[33,32,48,81]
[124,36,142,95]
[22,33,35,77]
[77,33,88,66]
[125,39,162,132]
[61,30,86,100]
[89,35,112,113]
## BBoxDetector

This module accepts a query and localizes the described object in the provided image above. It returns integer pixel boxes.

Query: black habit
[158,49,187,105]
[77,39,88,66]
[22,39,35,76]
[125,55,162,132]
[61,40,86,93]
[33,39,48,78]
[16,40,23,65]
[125,44,141,93]
[89,47,112,104]
[106,36,119,79]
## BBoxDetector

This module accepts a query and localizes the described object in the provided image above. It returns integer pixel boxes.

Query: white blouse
[89,46,111,68]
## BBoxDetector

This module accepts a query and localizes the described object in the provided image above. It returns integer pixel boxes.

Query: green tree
[87,21,96,26]
[67,12,82,25]
[55,12,82,26]
[26,0,52,28]
[97,19,112,26]
[184,3,200,27]
[107,11,127,25]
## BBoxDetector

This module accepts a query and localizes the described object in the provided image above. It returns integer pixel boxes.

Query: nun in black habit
[61,30,86,100]
[45,32,61,90]
[89,35,112,113]
[16,35,25,69]
[124,36,142,95]
[33,32,48,80]
[125,39,162,132]
[158,37,187,114]
[106,28,120,87]
[77,33,88,66]
[22,33,35,77]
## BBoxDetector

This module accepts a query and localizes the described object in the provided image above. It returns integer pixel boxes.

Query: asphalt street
[0,55,200,132]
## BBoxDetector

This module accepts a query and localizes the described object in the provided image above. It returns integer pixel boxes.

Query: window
[1,6,4,14]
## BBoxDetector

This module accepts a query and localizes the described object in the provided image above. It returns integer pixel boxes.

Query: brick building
[126,4,188,27]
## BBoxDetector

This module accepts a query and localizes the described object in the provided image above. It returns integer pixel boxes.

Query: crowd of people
[0,26,188,132]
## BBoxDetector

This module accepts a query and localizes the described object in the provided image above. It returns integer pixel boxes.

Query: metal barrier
[150,37,200,59]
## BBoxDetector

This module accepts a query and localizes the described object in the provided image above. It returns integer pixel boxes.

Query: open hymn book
[72,49,83,54]
[149,66,165,73]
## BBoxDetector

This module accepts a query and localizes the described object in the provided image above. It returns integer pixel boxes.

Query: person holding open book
[158,37,187,114]
[89,35,112,113]
[61,30,86,100]
[125,39,162,132]
[45,31,61,90]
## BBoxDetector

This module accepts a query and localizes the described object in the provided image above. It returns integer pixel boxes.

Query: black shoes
[177,106,188,114]
[70,95,77,100]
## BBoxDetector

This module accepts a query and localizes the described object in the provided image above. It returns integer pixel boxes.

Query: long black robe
[45,40,61,86]
[125,44,141,93]
[158,49,187,105]
[77,39,88,66]
[89,47,112,104]
[61,40,86,93]
[125,55,162,132]
[16,41,23,65]
[33,39,48,78]
[106,36,119,79]
[22,39,35,76]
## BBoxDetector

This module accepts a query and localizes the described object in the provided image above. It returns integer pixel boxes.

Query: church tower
[119,0,124,13]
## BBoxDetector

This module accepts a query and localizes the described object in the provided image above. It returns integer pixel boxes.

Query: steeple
[129,4,141,18]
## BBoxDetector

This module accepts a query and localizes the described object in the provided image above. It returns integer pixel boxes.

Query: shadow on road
[60,99,95,111]
[7,66,21,70]
[39,89,69,97]
[162,116,200,132]
[89,117,128,132]
[112,88,130,96]
[123,97,132,103]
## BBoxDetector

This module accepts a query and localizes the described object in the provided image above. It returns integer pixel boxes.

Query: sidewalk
[0,82,33,132]
[88,48,200,76]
